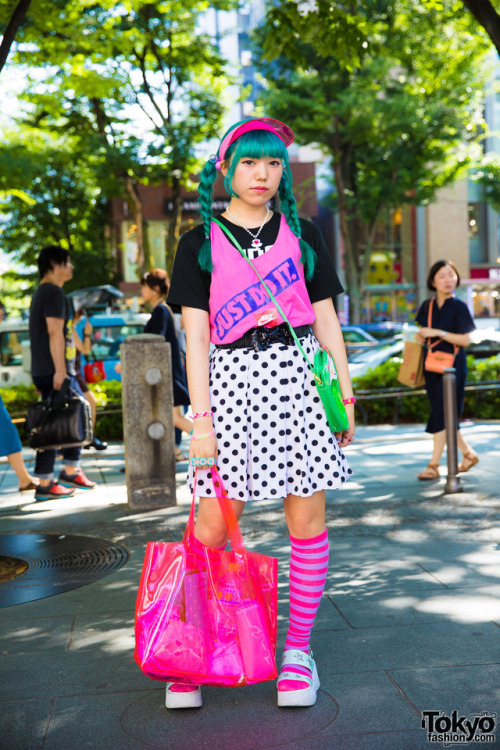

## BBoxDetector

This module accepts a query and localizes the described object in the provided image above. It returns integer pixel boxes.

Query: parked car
[467,330,500,360]
[341,325,378,354]
[357,322,405,340]
[80,312,149,381]
[0,312,149,387]
[0,318,32,387]
[348,339,404,379]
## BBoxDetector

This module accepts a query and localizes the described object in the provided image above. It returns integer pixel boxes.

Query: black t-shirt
[29,282,76,377]
[167,213,344,314]
[415,297,475,353]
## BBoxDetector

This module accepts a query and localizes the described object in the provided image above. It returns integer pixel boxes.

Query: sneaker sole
[58,481,96,490]
[35,491,75,501]
[277,662,320,707]
[165,687,202,709]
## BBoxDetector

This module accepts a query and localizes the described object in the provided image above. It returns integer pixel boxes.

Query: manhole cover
[0,533,129,608]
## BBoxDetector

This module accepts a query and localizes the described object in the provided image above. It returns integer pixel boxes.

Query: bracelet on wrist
[191,429,216,441]
[192,411,213,419]
[343,397,357,405]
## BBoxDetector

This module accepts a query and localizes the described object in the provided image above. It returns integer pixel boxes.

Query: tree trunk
[125,176,145,276]
[461,0,500,57]
[0,0,32,74]
[165,175,182,276]
[331,124,364,324]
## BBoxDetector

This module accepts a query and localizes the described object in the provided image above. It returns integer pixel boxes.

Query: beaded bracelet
[192,411,213,419]
[191,429,216,441]
[343,397,357,405]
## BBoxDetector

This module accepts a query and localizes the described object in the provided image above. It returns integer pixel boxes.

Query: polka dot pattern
[188,333,352,502]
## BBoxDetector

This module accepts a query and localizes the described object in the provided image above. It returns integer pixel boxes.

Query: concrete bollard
[443,367,463,494]
[121,334,176,509]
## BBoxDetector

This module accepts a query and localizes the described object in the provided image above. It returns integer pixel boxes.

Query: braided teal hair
[198,129,316,279]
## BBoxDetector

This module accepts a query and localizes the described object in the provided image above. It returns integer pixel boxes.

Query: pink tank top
[209,214,315,345]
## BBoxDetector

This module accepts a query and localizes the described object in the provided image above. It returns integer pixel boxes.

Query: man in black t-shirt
[29,245,96,501]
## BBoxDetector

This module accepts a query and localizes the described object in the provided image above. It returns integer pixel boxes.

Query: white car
[0,311,149,387]
[0,318,32,387]
[348,339,404,379]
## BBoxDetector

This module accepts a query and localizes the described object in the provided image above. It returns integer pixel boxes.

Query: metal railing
[354,380,500,425]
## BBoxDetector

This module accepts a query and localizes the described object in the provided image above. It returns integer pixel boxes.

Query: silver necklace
[225,206,270,249]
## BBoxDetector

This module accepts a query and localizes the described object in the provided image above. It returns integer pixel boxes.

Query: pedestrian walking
[166,117,354,709]
[415,260,478,480]
[72,309,108,451]
[0,394,38,492]
[29,245,96,500]
[140,268,192,456]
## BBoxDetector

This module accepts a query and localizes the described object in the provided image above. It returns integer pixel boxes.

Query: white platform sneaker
[277,649,320,707]
[165,684,202,709]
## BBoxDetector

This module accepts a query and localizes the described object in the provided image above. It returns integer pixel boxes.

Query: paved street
[0,421,499,749]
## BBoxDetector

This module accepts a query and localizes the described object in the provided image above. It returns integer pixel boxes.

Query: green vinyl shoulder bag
[212,219,349,433]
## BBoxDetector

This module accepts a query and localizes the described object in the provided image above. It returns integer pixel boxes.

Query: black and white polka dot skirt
[188,333,352,502]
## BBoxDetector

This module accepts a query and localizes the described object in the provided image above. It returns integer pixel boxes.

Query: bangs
[224,130,289,198]
[228,129,288,162]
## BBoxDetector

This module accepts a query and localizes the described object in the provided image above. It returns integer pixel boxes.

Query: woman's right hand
[189,434,218,466]
[190,416,218,465]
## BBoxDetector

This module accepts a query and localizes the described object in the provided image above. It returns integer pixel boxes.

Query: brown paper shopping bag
[397,341,425,388]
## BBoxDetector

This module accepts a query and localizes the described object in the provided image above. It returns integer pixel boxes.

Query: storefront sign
[163,198,229,214]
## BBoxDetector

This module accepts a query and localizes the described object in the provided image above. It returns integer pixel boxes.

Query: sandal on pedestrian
[18,480,39,492]
[458,452,479,473]
[417,464,440,481]
[277,649,320,707]
[174,448,188,462]
[165,683,202,709]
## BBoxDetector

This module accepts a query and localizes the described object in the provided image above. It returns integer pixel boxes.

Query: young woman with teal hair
[167,117,355,709]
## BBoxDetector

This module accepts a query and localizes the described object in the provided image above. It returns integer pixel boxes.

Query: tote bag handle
[183,465,245,554]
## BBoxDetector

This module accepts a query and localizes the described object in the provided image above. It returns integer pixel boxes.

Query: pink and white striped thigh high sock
[280,528,329,691]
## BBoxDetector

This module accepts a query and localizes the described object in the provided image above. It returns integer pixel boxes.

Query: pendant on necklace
[251,238,263,249]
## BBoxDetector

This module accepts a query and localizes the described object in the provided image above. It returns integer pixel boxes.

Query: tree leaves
[256,0,489,321]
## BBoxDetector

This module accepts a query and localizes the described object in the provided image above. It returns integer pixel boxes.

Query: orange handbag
[424,299,459,374]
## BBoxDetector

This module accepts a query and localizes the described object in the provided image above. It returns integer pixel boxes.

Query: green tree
[0,129,114,290]
[2,0,234,275]
[257,0,489,322]
[460,0,500,56]
[0,0,32,74]
[471,154,500,212]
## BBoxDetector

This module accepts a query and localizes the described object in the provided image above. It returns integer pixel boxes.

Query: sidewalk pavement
[0,421,499,750]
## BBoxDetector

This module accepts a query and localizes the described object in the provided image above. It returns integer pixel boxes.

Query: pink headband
[209,118,295,168]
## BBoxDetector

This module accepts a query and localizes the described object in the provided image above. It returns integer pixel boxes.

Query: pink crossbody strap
[426,299,459,355]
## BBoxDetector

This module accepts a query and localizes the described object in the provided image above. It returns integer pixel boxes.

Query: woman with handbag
[415,260,477,480]
[166,117,354,709]
[73,309,108,451]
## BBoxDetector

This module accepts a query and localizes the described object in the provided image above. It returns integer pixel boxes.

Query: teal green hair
[198,129,316,280]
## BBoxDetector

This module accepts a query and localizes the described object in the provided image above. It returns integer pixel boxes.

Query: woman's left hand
[336,404,355,448]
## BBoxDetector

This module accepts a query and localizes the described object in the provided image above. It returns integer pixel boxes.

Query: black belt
[216,323,312,352]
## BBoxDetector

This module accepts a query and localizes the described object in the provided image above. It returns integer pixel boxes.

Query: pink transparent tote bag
[134,467,278,687]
